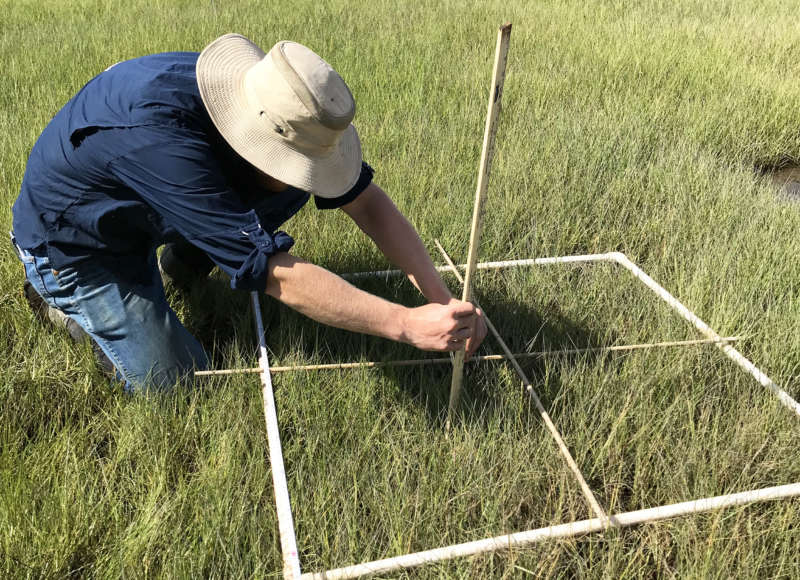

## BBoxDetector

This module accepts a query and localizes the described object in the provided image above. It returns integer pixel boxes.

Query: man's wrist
[426,289,454,305]
[391,303,411,344]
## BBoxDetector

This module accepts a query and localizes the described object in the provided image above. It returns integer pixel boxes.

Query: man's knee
[115,342,208,392]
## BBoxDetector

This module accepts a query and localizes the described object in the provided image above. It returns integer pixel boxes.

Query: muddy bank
[766,165,800,201]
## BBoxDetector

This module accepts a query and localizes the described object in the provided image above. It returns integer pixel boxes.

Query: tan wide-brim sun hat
[197,33,362,198]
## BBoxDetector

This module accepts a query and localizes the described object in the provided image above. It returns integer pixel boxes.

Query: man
[11,33,487,391]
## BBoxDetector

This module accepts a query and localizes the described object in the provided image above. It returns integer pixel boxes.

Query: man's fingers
[465,337,479,359]
[446,338,464,351]
[465,308,487,359]
[450,300,476,318]
[453,327,472,340]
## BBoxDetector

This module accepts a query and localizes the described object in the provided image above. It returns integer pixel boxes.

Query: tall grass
[2,0,799,577]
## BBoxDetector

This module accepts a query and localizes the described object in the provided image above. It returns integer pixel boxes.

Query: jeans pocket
[52,266,79,294]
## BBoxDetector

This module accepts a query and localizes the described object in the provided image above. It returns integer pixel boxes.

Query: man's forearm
[344,184,452,304]
[336,181,488,356]
[375,212,453,303]
[265,252,478,352]
[265,252,405,340]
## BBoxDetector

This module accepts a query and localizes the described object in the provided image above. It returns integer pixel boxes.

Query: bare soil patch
[765,164,800,201]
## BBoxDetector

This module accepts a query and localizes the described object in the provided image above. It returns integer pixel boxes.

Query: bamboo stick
[435,241,608,521]
[251,292,301,579]
[194,336,742,377]
[448,23,513,428]
[300,483,800,580]
[341,253,619,280]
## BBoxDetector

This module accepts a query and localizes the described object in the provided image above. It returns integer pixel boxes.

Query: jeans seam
[28,262,54,303]
[49,269,78,311]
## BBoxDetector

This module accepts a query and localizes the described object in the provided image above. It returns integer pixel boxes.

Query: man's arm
[340,182,487,356]
[265,252,475,351]
[340,182,452,303]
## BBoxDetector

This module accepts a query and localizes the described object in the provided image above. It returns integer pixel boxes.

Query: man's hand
[341,183,488,356]
[400,299,487,355]
[465,303,488,359]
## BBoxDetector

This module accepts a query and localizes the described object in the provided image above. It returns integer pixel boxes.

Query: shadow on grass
[166,273,262,364]
[378,281,616,430]
[176,259,617,431]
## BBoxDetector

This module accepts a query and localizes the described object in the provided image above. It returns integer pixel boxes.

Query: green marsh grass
[2,0,800,577]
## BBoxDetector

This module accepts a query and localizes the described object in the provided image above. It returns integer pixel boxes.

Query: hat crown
[243,45,351,153]
[278,42,354,126]
[270,41,355,130]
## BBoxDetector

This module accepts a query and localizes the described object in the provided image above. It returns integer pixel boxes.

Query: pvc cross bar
[341,253,619,281]
[251,292,302,579]
[300,483,800,579]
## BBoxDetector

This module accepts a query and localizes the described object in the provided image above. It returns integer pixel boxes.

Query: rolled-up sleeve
[313,162,374,209]
[185,218,294,291]
[108,135,294,291]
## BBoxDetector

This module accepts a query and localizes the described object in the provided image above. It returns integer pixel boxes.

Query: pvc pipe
[251,292,302,579]
[194,336,742,377]
[435,241,608,522]
[301,483,800,580]
[610,253,800,418]
[242,251,796,579]
[342,251,799,418]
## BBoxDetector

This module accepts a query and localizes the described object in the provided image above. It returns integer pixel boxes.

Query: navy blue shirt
[12,52,373,291]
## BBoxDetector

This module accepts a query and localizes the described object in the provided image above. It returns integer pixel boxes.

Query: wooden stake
[448,22,512,429]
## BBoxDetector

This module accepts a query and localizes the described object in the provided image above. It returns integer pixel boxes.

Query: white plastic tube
[248,252,798,579]
[610,253,800,418]
[251,292,302,579]
[342,252,800,418]
[301,483,800,580]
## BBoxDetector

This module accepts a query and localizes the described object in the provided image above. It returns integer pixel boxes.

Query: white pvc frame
[248,252,800,579]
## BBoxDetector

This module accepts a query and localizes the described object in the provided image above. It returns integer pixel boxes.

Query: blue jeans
[13,237,209,392]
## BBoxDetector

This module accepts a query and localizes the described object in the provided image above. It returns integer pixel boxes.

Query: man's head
[197,34,361,198]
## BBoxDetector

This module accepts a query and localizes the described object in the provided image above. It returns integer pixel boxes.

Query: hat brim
[196,34,362,198]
